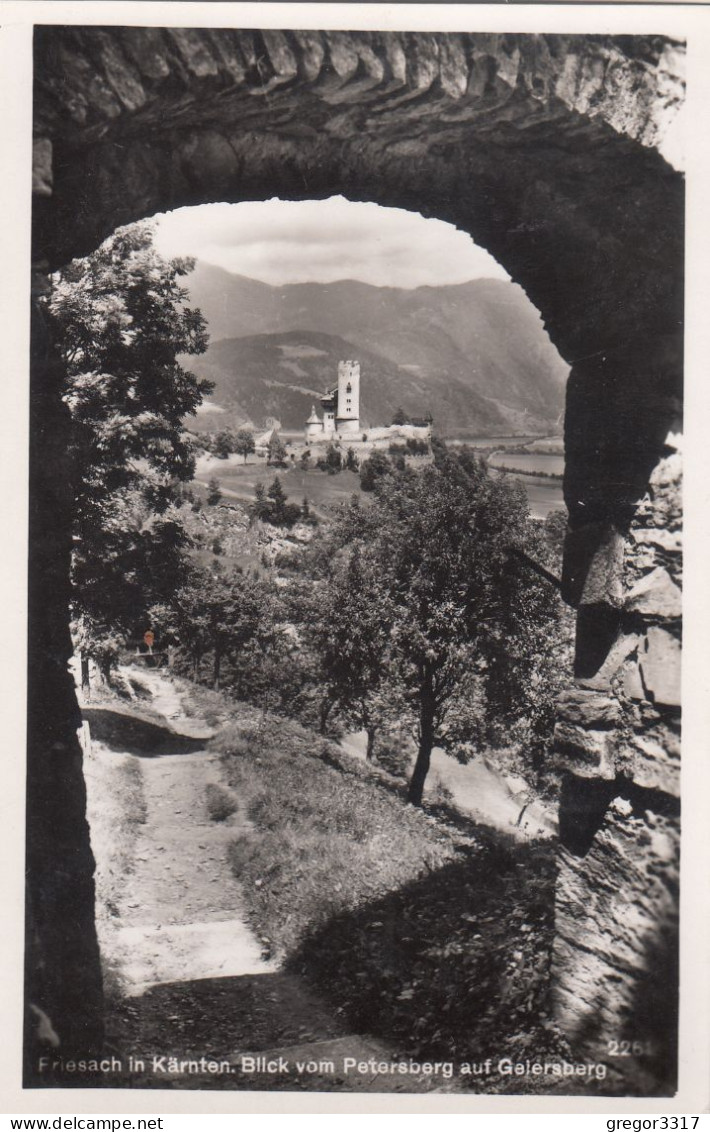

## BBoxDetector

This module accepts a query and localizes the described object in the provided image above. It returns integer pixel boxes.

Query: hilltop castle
[305,360,361,442]
[304,360,433,448]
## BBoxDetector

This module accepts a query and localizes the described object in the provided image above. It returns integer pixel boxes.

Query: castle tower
[336,360,360,436]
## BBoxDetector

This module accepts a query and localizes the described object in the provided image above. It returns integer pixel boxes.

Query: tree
[304,547,395,753]
[250,482,271,524]
[234,428,256,464]
[207,478,222,505]
[49,221,211,659]
[309,450,568,805]
[266,476,301,527]
[160,564,294,707]
[301,496,318,526]
[344,447,359,472]
[316,443,342,474]
[392,406,408,426]
[160,565,266,688]
[300,449,312,470]
[359,450,392,492]
[267,476,288,521]
[250,477,300,528]
[214,429,236,459]
[267,430,288,467]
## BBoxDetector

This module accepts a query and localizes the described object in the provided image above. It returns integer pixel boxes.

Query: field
[488,453,565,476]
[195,455,366,517]
[195,449,566,522]
[518,477,566,519]
[486,452,566,519]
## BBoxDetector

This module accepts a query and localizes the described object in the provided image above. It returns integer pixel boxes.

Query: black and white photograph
[6,0,707,1111]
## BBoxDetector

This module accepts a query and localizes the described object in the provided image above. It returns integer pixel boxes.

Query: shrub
[359,450,392,491]
[204,782,238,822]
[315,444,342,474]
[206,477,222,505]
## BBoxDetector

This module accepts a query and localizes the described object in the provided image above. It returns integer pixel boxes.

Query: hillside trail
[84,667,444,1093]
[339,732,557,839]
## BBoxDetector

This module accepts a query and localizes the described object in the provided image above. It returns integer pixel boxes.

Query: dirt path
[84,669,445,1093]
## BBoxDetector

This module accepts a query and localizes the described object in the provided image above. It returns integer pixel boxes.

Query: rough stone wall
[25,279,105,1074]
[28,27,684,1077]
[555,418,682,1093]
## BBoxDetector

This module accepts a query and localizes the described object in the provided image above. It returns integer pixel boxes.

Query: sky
[152,196,510,289]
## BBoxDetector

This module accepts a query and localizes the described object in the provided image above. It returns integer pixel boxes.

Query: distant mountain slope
[188,329,511,435]
[184,263,569,435]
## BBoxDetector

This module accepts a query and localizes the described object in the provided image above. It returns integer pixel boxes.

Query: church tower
[336,360,360,436]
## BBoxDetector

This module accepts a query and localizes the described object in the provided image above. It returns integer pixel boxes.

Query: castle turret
[305,405,322,444]
[336,360,360,436]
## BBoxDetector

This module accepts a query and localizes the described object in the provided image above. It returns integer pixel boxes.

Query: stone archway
[29,27,684,1084]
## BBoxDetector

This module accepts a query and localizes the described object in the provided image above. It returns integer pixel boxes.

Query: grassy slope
[209,709,569,1083]
[195,460,365,517]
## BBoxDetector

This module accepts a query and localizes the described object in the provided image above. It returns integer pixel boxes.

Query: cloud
[152,197,509,289]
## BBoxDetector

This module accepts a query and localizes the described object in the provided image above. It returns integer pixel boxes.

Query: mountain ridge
[184,262,569,435]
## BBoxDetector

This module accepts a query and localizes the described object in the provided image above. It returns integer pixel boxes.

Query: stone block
[562,522,625,609]
[262,31,299,82]
[96,33,147,112]
[620,657,645,702]
[628,732,680,797]
[554,802,679,1085]
[649,451,682,490]
[626,542,657,576]
[165,28,221,78]
[556,687,622,728]
[626,567,682,619]
[553,722,616,779]
[439,35,469,98]
[290,31,325,83]
[630,527,682,555]
[578,630,640,691]
[640,627,681,709]
[119,27,172,81]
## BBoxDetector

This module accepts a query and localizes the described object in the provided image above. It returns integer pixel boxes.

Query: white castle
[304,359,433,448]
[305,360,361,442]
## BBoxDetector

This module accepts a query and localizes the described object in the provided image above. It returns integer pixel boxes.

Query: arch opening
[148,195,569,469]
[28,26,684,1092]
